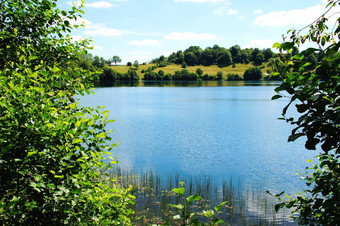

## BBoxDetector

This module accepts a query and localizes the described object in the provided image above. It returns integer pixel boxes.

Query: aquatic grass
[107,167,294,225]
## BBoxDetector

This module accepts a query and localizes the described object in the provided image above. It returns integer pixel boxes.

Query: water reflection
[80,82,314,195]
[94,80,282,87]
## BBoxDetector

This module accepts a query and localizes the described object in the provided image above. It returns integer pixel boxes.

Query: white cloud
[92,45,103,50]
[124,56,151,64]
[84,25,124,37]
[163,32,217,40]
[67,17,92,27]
[253,9,263,14]
[86,1,115,8]
[253,5,325,27]
[162,51,174,57]
[70,35,84,42]
[214,6,237,15]
[72,18,124,37]
[320,0,328,5]
[213,6,226,15]
[127,39,161,46]
[174,0,229,3]
[227,9,237,15]
[247,39,276,49]
[67,1,115,8]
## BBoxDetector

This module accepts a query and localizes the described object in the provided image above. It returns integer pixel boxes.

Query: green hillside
[109,63,270,80]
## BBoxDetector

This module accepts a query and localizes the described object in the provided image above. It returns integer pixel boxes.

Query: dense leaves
[0,0,134,224]
[154,45,273,67]
[270,0,340,224]
[243,67,263,80]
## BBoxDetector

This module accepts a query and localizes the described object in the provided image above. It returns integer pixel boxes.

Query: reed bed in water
[107,167,294,225]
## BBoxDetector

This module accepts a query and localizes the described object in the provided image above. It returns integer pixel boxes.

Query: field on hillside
[109,63,270,79]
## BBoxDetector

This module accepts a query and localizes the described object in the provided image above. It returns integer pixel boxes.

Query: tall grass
[108,167,295,225]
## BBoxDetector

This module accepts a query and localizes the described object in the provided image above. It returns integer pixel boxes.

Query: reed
[107,167,293,225]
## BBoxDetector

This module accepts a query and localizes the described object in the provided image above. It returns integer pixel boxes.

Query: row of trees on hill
[142,67,266,81]
[70,54,139,81]
[69,45,321,82]
[151,45,275,67]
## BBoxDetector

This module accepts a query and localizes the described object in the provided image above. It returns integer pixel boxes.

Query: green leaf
[275,203,285,212]
[272,42,281,49]
[186,195,201,203]
[272,94,282,100]
[169,204,184,210]
[173,215,181,219]
[203,210,214,218]
[172,187,185,195]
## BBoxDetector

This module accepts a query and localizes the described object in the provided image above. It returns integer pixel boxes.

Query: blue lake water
[80,81,316,194]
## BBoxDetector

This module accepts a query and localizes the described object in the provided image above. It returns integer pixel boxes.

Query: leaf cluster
[167,181,227,225]
[270,0,340,224]
[0,0,134,224]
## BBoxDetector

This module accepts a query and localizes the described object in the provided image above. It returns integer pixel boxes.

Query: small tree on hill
[196,68,203,76]
[254,53,265,65]
[133,60,139,69]
[243,67,262,80]
[112,55,122,65]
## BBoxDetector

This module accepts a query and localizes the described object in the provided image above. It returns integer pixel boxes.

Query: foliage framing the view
[270,0,340,224]
[0,0,134,224]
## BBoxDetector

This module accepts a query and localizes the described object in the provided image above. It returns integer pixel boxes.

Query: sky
[58,0,331,64]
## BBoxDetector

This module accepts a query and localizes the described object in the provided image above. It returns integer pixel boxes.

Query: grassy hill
[109,63,270,80]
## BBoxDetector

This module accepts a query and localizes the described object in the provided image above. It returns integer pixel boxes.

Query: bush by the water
[243,67,263,80]
[0,0,134,224]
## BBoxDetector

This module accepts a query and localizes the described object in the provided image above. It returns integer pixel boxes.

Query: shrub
[0,0,134,224]
[243,67,262,80]
[163,73,172,80]
[101,67,117,80]
[196,68,203,76]
[216,71,223,80]
[270,1,340,224]
[227,73,242,81]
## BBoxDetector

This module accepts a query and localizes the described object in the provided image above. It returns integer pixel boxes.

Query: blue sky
[59,0,329,64]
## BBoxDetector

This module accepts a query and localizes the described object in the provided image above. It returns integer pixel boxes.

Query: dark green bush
[0,0,134,224]
[243,67,262,80]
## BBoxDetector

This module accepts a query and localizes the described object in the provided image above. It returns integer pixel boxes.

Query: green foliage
[112,55,122,65]
[133,60,139,69]
[262,48,274,61]
[270,0,340,224]
[0,0,134,224]
[169,181,227,225]
[229,45,243,64]
[144,71,162,80]
[243,67,262,80]
[254,53,265,66]
[101,66,118,80]
[158,45,273,67]
[196,68,203,76]
[227,73,242,81]
[216,71,223,80]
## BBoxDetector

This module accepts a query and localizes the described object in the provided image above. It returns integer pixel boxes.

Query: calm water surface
[81,81,316,194]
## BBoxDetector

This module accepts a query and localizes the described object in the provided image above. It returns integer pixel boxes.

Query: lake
[81,81,316,195]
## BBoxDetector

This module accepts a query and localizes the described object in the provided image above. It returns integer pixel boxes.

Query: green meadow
[109,63,270,80]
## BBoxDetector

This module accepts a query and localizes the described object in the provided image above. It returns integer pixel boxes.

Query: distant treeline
[70,44,323,81]
[142,68,276,81]
[69,54,139,81]
[151,44,274,67]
